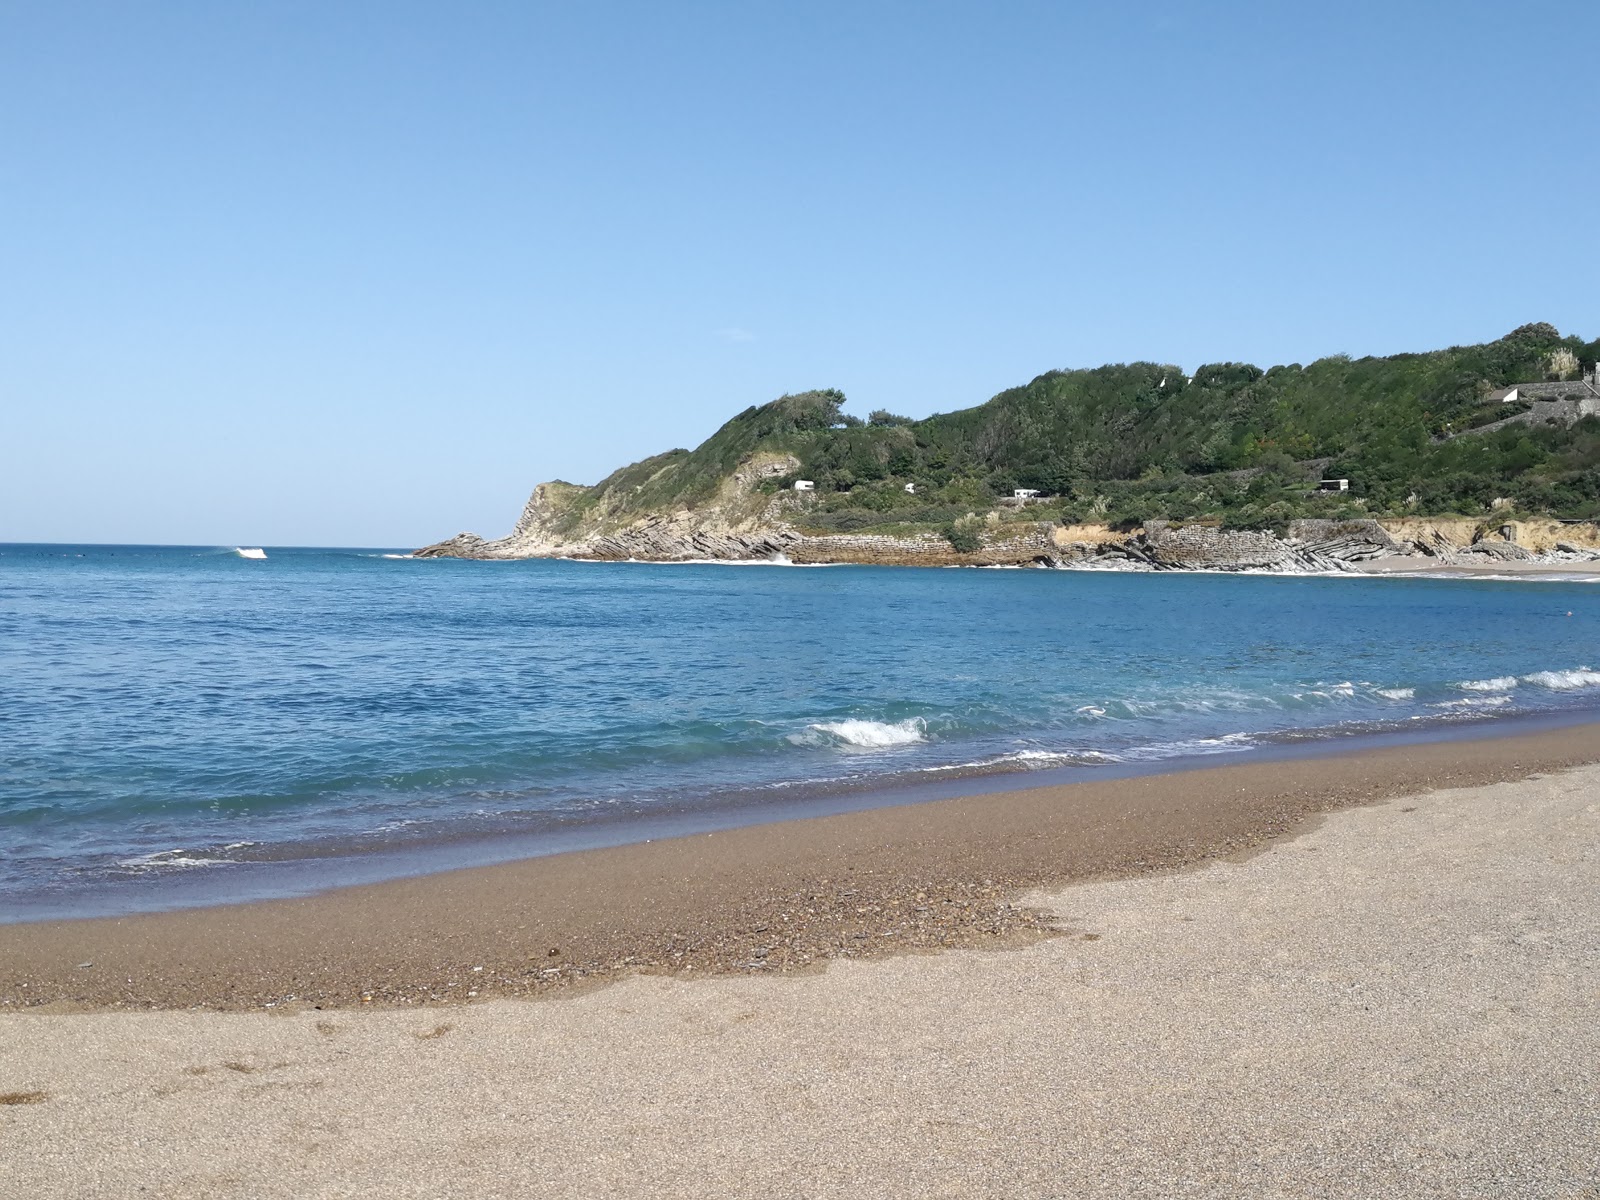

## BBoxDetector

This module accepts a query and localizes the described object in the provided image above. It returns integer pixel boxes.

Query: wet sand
[3,721,1597,1011]
[3,748,1597,1197]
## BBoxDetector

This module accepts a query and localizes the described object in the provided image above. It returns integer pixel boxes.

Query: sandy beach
[2,725,1599,1196]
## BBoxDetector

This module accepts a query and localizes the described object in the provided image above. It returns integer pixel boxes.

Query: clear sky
[4,1,1597,546]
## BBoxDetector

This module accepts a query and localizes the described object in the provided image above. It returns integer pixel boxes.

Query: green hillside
[553,323,1600,536]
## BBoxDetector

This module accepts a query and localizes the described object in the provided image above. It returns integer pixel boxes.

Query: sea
[4,543,1599,921]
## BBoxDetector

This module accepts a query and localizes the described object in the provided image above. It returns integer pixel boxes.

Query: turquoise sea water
[3,543,1599,919]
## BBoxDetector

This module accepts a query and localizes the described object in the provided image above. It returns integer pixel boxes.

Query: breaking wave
[116,849,231,872]
[1523,667,1600,690]
[794,717,928,749]
[1459,676,1518,692]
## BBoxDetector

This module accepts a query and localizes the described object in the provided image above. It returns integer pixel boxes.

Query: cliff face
[416,453,804,562]
[418,479,1600,571]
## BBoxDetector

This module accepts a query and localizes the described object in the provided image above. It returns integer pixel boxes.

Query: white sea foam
[797,717,928,749]
[1431,695,1514,710]
[234,547,267,560]
[619,553,831,567]
[1118,732,1257,759]
[1074,705,1108,718]
[1375,688,1415,700]
[1522,667,1600,690]
[917,748,1119,774]
[1459,676,1518,692]
[118,849,229,871]
[381,553,415,560]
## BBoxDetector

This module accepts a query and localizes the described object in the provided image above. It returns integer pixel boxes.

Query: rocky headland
[416,467,1600,573]
[418,325,1600,572]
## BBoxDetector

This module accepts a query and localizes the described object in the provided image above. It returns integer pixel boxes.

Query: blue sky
[3,1,1597,545]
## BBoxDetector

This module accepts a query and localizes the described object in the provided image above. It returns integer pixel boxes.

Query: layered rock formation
[418,463,1600,572]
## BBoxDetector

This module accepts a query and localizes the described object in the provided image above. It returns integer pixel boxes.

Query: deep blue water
[3,543,1599,920]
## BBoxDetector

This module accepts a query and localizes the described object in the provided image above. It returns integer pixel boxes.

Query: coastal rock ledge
[416,475,1600,572]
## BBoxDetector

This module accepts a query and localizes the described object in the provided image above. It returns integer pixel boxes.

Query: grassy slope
[541,325,1600,538]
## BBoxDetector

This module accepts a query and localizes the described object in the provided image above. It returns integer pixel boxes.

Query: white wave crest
[1118,732,1256,760]
[118,849,229,872]
[1522,667,1600,690]
[1431,695,1513,710]
[381,553,414,560]
[1459,676,1518,692]
[1375,688,1415,700]
[234,547,267,560]
[798,717,928,749]
[917,748,1119,773]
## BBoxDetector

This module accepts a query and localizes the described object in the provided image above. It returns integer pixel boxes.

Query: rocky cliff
[417,467,1600,571]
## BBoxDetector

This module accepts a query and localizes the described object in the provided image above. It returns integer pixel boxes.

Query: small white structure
[793,479,815,492]
[1013,488,1040,499]
[903,482,917,494]
[1489,386,1521,404]
[1317,479,1349,492]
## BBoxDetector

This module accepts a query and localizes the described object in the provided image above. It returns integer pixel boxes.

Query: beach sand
[3,748,1597,1196]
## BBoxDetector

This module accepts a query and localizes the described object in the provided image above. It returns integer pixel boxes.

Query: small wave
[234,547,267,560]
[1074,705,1107,718]
[917,748,1119,774]
[1375,688,1415,700]
[1522,667,1600,690]
[117,849,231,872]
[794,717,928,749]
[381,553,415,560]
[1431,695,1513,710]
[1459,676,1517,692]
[1118,732,1257,760]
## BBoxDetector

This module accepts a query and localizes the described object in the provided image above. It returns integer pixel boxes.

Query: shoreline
[1353,555,1600,578]
[429,552,1600,577]
[11,705,1600,926]
[5,719,1597,1013]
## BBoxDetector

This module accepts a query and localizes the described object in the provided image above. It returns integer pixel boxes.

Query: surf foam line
[1524,667,1600,690]
[1455,667,1600,694]
[792,717,929,749]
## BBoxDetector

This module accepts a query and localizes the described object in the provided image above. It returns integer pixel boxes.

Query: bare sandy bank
[3,759,1596,1197]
